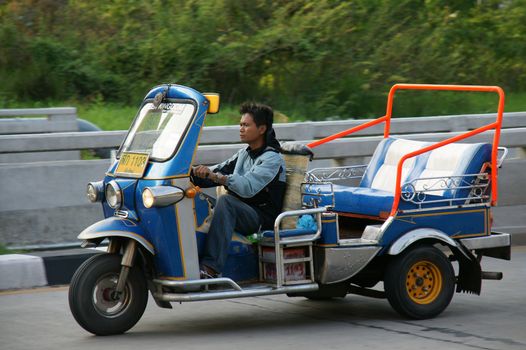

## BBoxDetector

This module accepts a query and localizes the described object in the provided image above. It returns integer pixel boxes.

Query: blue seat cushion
[262,228,317,240]
[303,139,493,218]
[332,185,479,216]
[332,185,395,217]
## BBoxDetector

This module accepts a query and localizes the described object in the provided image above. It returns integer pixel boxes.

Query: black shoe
[200,264,219,279]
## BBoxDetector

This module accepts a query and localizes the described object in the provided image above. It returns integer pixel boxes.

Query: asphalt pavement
[1,246,525,350]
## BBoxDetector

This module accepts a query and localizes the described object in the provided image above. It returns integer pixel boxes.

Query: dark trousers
[201,194,261,273]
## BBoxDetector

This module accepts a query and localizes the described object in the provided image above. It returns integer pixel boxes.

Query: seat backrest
[360,137,492,199]
[414,142,492,198]
[360,138,430,193]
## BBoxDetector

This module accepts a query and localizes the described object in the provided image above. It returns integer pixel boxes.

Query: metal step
[153,280,319,302]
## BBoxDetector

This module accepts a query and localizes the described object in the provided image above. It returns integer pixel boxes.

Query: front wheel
[68,253,148,335]
[384,245,455,319]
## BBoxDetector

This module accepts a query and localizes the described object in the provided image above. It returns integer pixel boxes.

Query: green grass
[0,243,10,254]
[389,90,526,118]
[454,91,526,114]
[0,243,27,255]
[77,103,139,130]
[77,103,292,130]
[79,103,249,130]
[492,92,526,112]
[204,105,243,126]
[78,91,526,130]
[4,91,526,130]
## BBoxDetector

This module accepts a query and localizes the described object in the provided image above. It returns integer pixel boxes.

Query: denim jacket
[196,146,286,229]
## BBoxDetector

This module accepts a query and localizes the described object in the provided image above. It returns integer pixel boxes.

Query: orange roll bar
[389,84,504,215]
[307,116,389,148]
[307,83,505,216]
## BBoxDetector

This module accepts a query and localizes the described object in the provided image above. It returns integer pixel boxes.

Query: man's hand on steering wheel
[193,165,212,179]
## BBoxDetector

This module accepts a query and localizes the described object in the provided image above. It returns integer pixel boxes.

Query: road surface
[1,246,525,350]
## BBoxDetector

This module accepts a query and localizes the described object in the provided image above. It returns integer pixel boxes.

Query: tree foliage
[1,0,525,119]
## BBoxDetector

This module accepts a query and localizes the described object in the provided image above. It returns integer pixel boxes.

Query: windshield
[119,101,196,161]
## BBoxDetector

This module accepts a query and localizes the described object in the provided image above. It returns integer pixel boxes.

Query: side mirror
[203,93,220,114]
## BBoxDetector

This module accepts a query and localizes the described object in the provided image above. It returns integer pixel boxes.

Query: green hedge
[1,0,525,119]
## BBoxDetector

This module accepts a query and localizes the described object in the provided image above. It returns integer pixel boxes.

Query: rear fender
[78,217,155,255]
[388,228,457,255]
[387,228,482,294]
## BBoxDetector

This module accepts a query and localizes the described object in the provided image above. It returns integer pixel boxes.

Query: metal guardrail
[0,107,77,117]
[1,111,526,154]
[0,107,78,135]
[1,109,525,250]
[1,128,525,162]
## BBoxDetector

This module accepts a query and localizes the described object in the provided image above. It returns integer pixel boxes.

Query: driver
[192,102,286,278]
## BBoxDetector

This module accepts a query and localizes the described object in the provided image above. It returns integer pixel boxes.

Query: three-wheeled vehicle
[69,83,511,335]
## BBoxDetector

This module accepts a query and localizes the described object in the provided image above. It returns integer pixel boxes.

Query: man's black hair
[240,102,274,130]
[240,102,281,151]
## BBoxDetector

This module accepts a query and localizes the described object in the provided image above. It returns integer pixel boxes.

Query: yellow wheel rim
[406,260,442,304]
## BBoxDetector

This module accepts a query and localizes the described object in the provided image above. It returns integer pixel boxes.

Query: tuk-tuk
[69,83,511,335]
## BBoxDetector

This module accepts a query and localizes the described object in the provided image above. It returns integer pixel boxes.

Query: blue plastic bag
[297,214,317,231]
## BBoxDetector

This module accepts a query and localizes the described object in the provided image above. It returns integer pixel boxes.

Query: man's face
[239,113,266,144]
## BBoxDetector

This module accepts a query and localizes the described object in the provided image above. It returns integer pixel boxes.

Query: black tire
[68,253,148,335]
[384,245,455,319]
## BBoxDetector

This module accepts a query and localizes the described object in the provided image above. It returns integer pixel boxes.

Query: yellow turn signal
[185,186,200,198]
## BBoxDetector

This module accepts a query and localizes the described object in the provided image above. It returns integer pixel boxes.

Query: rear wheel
[68,253,148,335]
[384,245,455,319]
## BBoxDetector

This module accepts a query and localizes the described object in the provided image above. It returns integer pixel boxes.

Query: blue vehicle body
[79,84,258,281]
[71,83,511,336]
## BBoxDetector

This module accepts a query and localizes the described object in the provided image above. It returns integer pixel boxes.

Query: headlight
[142,188,155,208]
[105,180,122,209]
[86,181,104,203]
[142,186,184,208]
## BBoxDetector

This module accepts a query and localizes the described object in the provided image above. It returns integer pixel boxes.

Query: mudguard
[78,217,155,255]
[387,227,482,294]
[388,228,457,255]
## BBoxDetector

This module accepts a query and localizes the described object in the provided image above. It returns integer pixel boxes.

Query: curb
[1,233,525,291]
[0,249,101,290]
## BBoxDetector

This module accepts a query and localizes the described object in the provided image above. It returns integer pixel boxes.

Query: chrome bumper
[460,232,510,250]
[459,232,511,260]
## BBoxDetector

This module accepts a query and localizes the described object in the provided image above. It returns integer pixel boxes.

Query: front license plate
[115,152,150,178]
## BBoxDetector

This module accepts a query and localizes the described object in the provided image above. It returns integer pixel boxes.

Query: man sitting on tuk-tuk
[192,102,286,278]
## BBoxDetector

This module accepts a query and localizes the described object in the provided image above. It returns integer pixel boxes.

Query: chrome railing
[401,173,491,208]
[306,165,367,182]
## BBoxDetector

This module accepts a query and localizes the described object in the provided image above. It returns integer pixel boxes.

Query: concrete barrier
[0,110,525,247]
[0,107,80,163]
